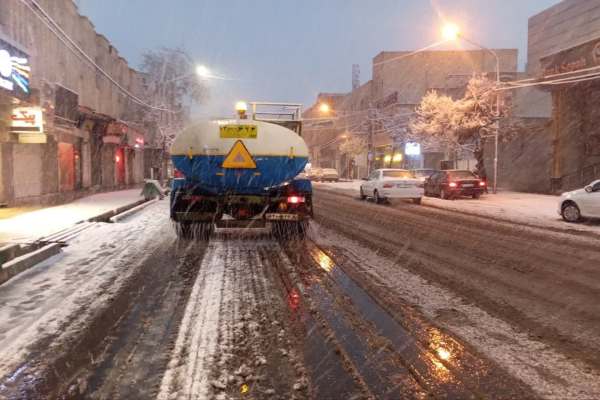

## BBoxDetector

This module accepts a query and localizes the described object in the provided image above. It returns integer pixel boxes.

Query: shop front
[540,37,600,192]
[104,121,145,189]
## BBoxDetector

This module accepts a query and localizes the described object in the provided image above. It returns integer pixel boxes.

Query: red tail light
[479,181,486,187]
[174,169,184,178]
[448,182,457,188]
[383,183,394,188]
[287,196,305,204]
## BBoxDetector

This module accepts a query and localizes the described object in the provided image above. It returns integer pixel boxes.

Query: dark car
[424,170,486,199]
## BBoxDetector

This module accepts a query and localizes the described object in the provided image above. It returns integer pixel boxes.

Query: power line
[18,0,176,113]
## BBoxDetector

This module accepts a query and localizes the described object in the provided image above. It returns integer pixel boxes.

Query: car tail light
[287,196,305,204]
[449,182,457,188]
[479,181,486,187]
[174,169,184,178]
[383,183,394,188]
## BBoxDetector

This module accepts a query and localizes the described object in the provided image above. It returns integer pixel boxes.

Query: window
[55,85,79,123]
[448,170,477,179]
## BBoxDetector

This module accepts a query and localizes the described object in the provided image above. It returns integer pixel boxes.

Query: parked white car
[360,169,424,204]
[558,180,600,222]
[321,168,339,182]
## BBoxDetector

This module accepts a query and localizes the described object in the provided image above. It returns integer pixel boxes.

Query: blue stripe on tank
[171,155,308,195]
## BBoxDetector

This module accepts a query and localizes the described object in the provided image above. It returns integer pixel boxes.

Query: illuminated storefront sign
[0,39,30,97]
[405,142,421,156]
[10,106,46,143]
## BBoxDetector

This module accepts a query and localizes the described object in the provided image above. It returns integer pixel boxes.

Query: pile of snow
[0,189,144,243]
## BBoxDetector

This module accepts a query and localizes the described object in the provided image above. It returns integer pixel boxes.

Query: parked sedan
[558,179,600,222]
[320,168,339,182]
[360,169,424,204]
[307,168,323,181]
[424,170,486,199]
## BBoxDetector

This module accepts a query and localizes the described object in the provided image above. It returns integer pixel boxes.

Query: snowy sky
[75,0,559,118]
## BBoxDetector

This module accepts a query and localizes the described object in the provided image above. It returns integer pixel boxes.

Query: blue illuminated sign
[0,39,30,97]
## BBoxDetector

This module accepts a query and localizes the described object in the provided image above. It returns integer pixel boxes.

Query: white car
[360,169,424,204]
[558,180,600,222]
[320,168,339,182]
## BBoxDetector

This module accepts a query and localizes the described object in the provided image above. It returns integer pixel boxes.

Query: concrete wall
[493,118,554,193]
[528,0,600,75]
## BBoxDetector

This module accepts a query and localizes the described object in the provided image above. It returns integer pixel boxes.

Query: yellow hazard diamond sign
[222,140,257,169]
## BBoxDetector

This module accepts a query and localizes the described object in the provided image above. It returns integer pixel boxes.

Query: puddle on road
[307,245,475,399]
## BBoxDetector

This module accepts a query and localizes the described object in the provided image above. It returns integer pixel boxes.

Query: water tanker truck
[169,102,312,240]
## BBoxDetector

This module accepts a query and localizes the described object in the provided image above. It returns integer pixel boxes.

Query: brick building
[0,0,155,206]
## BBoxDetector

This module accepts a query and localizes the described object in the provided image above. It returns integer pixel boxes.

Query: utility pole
[367,104,374,176]
[493,56,500,194]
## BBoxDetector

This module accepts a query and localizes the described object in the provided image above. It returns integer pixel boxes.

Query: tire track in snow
[157,241,226,400]
[158,240,310,400]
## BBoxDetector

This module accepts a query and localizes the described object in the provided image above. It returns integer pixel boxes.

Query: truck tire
[374,190,383,204]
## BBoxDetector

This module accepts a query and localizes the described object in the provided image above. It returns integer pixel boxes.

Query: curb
[0,197,152,285]
[109,198,159,222]
[0,243,61,286]
[87,199,147,223]
[0,243,22,265]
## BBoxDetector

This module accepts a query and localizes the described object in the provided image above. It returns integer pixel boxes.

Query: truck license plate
[266,213,300,221]
[462,184,474,187]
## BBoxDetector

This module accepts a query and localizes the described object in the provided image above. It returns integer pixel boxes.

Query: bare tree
[140,48,208,148]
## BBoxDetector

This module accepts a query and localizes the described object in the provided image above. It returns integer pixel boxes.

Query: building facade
[303,49,518,180]
[0,0,153,206]
[523,0,600,192]
[527,0,600,75]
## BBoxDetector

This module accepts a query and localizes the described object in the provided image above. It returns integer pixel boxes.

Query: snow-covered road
[1,195,600,399]
[0,200,170,396]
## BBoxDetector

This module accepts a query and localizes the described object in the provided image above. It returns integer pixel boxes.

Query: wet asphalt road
[1,192,599,399]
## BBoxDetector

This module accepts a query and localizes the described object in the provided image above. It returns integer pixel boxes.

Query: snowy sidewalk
[314,181,600,235]
[0,189,145,243]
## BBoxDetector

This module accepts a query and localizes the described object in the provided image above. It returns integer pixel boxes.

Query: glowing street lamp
[195,64,211,79]
[441,23,461,41]
[318,103,331,114]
